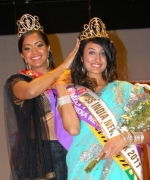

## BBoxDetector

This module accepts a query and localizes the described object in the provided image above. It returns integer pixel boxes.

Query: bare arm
[13,39,80,100]
[97,130,150,159]
[54,77,80,136]
[141,130,150,144]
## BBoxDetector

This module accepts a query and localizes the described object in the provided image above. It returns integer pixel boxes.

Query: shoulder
[6,72,32,83]
[5,73,32,93]
[111,80,133,89]
[116,81,144,93]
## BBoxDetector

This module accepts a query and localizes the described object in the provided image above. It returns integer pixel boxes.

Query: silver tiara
[17,14,44,37]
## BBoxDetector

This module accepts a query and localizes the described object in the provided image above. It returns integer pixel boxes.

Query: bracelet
[58,95,72,107]
[47,71,57,81]
[132,131,144,144]
[120,131,133,146]
[120,131,144,146]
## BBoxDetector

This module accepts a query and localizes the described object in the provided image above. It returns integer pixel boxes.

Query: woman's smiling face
[21,32,50,71]
[82,42,107,77]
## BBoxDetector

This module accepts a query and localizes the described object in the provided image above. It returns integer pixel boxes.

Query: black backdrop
[0,0,150,35]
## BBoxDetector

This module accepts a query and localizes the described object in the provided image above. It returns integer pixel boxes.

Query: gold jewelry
[24,172,56,180]
[79,17,109,41]
[58,95,72,107]
[17,14,44,37]
[46,172,56,179]
[120,131,134,146]
[47,71,57,82]
[120,131,144,147]
[47,59,49,69]
[132,131,144,144]
[25,61,31,70]
[63,69,71,75]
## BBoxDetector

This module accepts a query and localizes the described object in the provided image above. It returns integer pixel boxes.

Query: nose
[95,53,101,62]
[32,47,37,54]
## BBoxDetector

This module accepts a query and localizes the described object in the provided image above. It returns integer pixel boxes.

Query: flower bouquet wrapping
[84,83,150,173]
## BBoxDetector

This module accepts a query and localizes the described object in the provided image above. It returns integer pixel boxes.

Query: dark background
[0,0,150,35]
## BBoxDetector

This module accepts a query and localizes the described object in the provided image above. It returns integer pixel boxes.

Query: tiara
[17,14,44,37]
[79,17,109,41]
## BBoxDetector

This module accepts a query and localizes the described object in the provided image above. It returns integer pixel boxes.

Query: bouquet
[120,93,150,132]
[119,83,150,133]
[85,83,150,173]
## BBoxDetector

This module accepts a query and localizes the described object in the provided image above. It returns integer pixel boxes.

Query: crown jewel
[79,17,108,41]
[17,14,44,37]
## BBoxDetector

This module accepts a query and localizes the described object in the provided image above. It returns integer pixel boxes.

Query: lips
[31,56,41,60]
[91,63,101,68]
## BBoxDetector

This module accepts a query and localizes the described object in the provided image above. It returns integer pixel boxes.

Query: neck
[95,82,108,93]
[31,67,49,75]
[97,80,107,86]
[96,75,106,86]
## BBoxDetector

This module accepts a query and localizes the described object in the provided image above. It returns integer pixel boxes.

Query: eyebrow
[88,48,104,51]
[88,48,95,50]
[23,41,43,46]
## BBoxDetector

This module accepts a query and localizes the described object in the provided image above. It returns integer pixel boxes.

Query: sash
[67,85,143,180]
[49,90,73,150]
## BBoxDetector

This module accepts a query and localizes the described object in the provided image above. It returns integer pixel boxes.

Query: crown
[79,17,109,41]
[17,14,44,37]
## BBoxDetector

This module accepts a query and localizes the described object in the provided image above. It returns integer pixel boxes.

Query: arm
[54,76,80,136]
[97,130,150,159]
[13,39,80,100]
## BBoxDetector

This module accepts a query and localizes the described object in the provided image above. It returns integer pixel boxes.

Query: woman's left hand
[51,69,72,92]
[97,134,126,160]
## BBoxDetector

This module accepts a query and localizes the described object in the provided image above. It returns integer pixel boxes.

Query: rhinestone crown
[79,17,109,41]
[17,14,44,37]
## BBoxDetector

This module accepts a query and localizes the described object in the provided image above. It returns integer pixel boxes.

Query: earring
[25,60,31,70]
[104,68,107,76]
[46,51,50,69]
[82,66,86,73]
[81,58,86,73]
[47,59,50,69]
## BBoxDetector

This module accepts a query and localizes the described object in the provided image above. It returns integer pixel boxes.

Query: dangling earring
[47,59,49,69]
[82,66,86,73]
[25,60,31,70]
[104,68,107,76]
[81,58,86,73]
[47,52,50,69]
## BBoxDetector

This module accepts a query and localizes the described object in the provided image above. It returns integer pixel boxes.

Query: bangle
[47,71,57,81]
[58,95,72,107]
[120,131,134,146]
[132,132,144,144]
[120,131,144,146]
[120,131,129,146]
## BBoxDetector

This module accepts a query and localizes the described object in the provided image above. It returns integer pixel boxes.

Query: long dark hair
[18,30,55,69]
[71,37,118,92]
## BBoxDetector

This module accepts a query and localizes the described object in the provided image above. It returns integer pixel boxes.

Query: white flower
[124,106,130,112]
[120,126,128,132]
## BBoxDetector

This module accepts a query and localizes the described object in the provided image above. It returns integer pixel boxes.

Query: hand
[57,69,72,84]
[51,70,72,93]
[97,134,126,160]
[63,38,80,69]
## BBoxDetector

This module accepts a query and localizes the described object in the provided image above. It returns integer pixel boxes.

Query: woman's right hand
[97,134,126,160]
[62,38,80,69]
